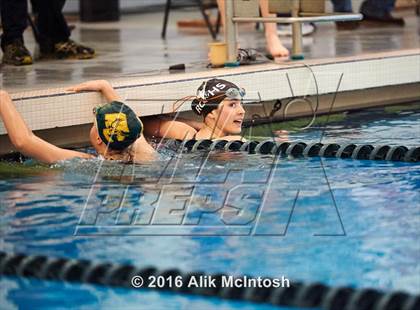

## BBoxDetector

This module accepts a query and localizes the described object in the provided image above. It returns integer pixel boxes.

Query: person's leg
[360,0,403,25]
[217,0,288,58]
[31,0,95,59]
[31,0,70,49]
[0,0,33,65]
[331,0,360,30]
[331,0,353,12]
[361,0,396,16]
[259,0,289,57]
[1,0,28,47]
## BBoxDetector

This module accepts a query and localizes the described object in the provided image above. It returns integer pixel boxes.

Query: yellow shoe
[2,39,33,66]
[40,39,95,60]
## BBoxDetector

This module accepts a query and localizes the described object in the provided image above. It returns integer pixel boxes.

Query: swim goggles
[224,87,246,100]
[198,87,246,101]
[197,80,246,101]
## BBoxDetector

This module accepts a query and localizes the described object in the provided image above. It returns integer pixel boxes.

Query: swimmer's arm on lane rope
[0,90,92,164]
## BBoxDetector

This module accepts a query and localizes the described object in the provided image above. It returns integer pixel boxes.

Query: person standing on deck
[1,0,95,66]
[331,0,404,29]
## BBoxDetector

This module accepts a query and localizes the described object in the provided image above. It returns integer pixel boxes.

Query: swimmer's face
[212,98,245,135]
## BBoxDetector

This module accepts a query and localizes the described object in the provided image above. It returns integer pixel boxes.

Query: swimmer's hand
[66,80,120,102]
[66,80,112,92]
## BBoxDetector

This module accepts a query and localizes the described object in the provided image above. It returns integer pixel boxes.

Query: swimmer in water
[143,78,247,142]
[0,80,156,164]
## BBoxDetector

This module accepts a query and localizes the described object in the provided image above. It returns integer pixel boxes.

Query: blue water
[0,105,419,309]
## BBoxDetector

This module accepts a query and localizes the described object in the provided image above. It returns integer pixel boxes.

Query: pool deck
[0,8,419,155]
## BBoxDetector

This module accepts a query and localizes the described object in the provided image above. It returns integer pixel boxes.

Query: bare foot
[266,34,289,58]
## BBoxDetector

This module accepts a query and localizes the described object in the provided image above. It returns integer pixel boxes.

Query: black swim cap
[191,78,245,116]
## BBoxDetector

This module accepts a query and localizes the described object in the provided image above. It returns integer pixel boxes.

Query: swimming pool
[0,103,419,309]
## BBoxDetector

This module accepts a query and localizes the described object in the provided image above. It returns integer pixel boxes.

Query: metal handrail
[232,13,363,24]
[224,1,364,63]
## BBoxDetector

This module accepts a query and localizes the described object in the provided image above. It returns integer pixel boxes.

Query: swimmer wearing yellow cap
[0,80,156,163]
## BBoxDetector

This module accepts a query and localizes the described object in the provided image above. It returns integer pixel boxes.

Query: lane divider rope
[168,139,419,163]
[0,251,419,310]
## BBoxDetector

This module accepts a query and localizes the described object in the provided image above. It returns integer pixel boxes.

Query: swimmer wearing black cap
[143,78,246,141]
[0,80,156,163]
[191,78,246,140]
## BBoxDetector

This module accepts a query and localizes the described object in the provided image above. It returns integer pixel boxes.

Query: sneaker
[361,13,405,26]
[1,39,33,66]
[277,23,315,36]
[336,20,360,30]
[40,39,95,60]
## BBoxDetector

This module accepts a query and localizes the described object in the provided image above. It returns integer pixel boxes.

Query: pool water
[0,104,419,309]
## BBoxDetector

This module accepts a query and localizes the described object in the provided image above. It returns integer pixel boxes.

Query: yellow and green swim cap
[94,101,143,150]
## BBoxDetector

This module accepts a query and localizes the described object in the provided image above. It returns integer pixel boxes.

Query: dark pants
[331,0,396,15]
[360,0,396,17]
[1,0,70,48]
[31,0,70,45]
[0,0,28,48]
[330,0,353,12]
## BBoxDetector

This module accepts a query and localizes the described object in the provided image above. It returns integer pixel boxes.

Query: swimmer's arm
[67,80,120,102]
[175,118,203,131]
[0,90,92,164]
[142,117,197,140]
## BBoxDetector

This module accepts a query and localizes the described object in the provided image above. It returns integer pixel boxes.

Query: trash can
[80,0,120,22]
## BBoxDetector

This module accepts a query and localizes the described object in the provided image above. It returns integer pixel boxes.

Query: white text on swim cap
[196,101,206,114]
[206,83,227,97]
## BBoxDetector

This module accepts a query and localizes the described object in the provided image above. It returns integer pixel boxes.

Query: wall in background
[63,0,366,14]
